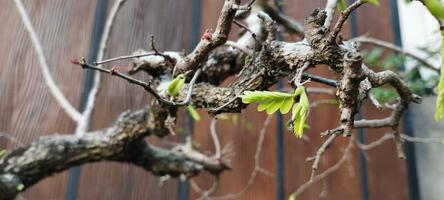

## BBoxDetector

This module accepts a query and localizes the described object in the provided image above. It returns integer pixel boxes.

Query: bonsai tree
[2,0,444,199]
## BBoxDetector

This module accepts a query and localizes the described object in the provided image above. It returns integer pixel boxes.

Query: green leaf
[294,86,305,96]
[257,99,273,112]
[435,30,444,121]
[290,87,310,138]
[240,90,297,115]
[17,183,24,191]
[167,74,185,96]
[365,0,380,6]
[266,99,284,114]
[280,97,294,114]
[187,105,201,121]
[241,90,294,104]
[424,0,444,21]
[0,149,6,158]
[337,0,347,11]
[289,193,297,200]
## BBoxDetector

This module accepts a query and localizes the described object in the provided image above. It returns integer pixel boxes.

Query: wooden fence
[0,0,416,199]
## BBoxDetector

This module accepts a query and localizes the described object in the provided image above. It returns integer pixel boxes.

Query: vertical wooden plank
[357,2,410,200]
[75,0,193,199]
[0,0,97,199]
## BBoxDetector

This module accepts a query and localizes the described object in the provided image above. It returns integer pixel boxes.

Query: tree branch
[0,108,228,199]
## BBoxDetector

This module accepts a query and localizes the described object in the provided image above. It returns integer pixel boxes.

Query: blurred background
[0,0,443,199]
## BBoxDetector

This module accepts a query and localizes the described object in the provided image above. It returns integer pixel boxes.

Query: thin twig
[306,134,337,181]
[233,20,257,40]
[328,0,365,42]
[368,94,383,110]
[290,135,355,198]
[94,52,155,65]
[210,69,265,113]
[351,36,439,73]
[13,0,82,122]
[150,35,175,65]
[356,133,394,151]
[75,0,127,137]
[293,62,311,86]
[76,60,201,107]
[402,134,444,143]
[302,73,337,87]
[210,115,274,200]
[357,133,444,152]
[197,176,220,200]
[324,0,338,28]
[210,118,222,159]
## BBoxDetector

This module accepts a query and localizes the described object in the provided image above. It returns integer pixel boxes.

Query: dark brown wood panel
[75,0,193,199]
[357,2,410,199]
[0,0,97,199]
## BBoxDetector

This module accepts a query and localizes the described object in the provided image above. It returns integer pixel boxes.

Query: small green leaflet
[240,90,299,115]
[435,30,444,120]
[292,90,310,138]
[166,74,201,121]
[240,86,309,137]
[424,0,444,21]
[187,105,201,121]
[17,183,24,191]
[0,149,6,158]
[337,0,347,11]
[289,193,296,200]
[167,74,185,97]
[365,0,380,6]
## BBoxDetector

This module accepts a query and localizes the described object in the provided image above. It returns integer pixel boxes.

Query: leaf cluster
[240,87,310,137]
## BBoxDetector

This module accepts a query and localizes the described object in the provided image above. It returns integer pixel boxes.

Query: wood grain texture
[75,0,193,199]
[0,0,97,199]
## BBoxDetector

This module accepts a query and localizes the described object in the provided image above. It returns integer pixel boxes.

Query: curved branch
[351,36,439,73]
[0,108,227,199]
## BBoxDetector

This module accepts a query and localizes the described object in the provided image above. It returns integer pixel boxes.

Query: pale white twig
[75,0,126,137]
[324,0,338,28]
[290,135,355,198]
[13,0,82,122]
[210,118,222,159]
[209,115,274,200]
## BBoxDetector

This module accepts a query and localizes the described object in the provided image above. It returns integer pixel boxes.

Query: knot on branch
[304,9,328,46]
